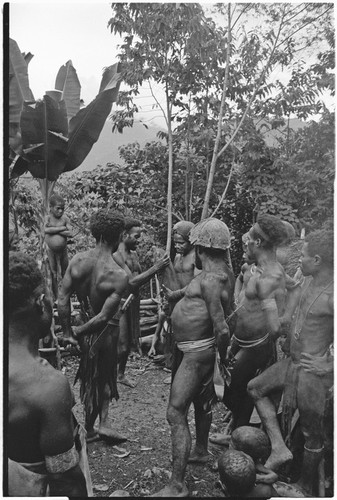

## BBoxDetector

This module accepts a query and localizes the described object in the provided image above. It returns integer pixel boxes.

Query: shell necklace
[294,278,333,340]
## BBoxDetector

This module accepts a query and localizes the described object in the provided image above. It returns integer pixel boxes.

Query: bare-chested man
[248,229,333,496]
[154,218,234,497]
[113,216,170,387]
[171,220,199,287]
[221,215,288,434]
[58,210,129,443]
[8,252,87,497]
[149,220,199,359]
[233,232,256,306]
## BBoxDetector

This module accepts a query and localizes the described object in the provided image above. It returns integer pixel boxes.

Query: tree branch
[148,79,168,127]
[211,156,236,218]
[216,5,286,160]
[275,5,333,51]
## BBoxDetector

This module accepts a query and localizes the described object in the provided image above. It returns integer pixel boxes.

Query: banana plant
[9,38,121,182]
[8,39,122,362]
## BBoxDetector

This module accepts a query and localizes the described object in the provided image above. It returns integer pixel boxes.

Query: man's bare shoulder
[68,249,96,274]
[256,263,285,298]
[95,259,129,294]
[35,359,73,413]
[200,271,229,289]
[12,358,73,410]
[113,249,125,267]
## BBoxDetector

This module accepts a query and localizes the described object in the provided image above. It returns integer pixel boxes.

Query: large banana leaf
[13,132,68,181]
[9,38,35,127]
[20,96,68,145]
[64,63,121,172]
[18,96,68,180]
[55,60,81,121]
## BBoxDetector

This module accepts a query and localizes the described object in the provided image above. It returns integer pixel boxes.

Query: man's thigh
[297,371,328,438]
[169,349,215,414]
[249,358,290,398]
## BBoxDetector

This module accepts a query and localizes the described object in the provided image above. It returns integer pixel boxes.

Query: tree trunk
[166,91,173,254]
[201,3,232,220]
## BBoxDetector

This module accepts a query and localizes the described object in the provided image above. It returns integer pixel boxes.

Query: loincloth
[75,300,120,419]
[172,339,217,412]
[8,459,48,496]
[232,332,269,349]
[230,332,276,371]
[177,336,216,352]
[281,358,333,445]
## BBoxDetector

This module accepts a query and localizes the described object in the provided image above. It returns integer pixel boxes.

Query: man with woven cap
[154,217,234,497]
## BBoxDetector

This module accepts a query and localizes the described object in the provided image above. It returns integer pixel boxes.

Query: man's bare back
[67,249,128,315]
[9,357,74,463]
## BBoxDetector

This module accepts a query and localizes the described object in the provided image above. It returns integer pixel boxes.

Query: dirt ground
[63,352,230,498]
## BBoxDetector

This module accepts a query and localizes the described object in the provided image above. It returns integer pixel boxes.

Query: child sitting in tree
[45,193,73,301]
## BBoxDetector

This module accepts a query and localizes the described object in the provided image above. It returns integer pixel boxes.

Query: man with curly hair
[248,230,333,496]
[58,209,130,443]
[8,252,87,496]
[212,215,288,445]
[113,216,170,387]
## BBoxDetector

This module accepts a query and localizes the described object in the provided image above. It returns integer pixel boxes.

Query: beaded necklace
[294,278,333,340]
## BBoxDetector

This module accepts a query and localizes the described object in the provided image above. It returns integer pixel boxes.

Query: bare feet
[98,426,128,443]
[86,429,101,443]
[188,449,209,464]
[117,375,136,388]
[152,484,189,497]
[273,481,308,497]
[209,433,231,446]
[265,448,293,471]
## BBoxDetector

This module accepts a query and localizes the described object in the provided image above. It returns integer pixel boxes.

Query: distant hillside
[76,117,306,172]
[76,121,165,172]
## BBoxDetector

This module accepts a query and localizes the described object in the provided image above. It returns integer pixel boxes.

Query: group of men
[7,207,333,498]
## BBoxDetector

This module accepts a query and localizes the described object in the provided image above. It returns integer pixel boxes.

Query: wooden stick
[317,456,325,497]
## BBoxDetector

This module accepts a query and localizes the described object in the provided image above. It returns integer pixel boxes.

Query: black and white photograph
[5,1,334,497]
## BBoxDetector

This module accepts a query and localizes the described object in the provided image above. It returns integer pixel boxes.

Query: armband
[45,444,79,473]
[261,298,278,311]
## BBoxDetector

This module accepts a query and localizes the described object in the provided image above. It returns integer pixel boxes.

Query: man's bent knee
[247,377,264,401]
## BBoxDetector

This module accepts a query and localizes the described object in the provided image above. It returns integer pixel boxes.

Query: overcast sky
[9,2,167,127]
[9,1,334,127]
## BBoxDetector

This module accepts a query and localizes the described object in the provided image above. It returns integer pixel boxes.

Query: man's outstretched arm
[128,254,170,291]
